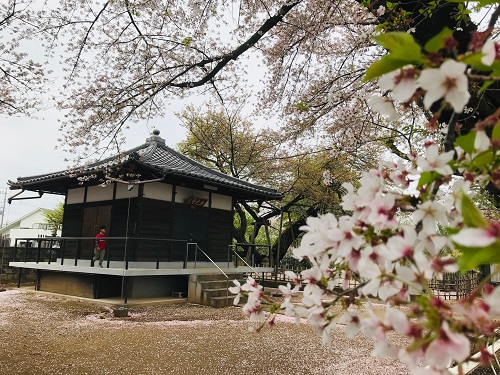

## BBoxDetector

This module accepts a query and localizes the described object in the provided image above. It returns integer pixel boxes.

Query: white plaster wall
[143,182,172,201]
[10,228,55,245]
[211,193,232,211]
[18,211,46,229]
[86,185,113,202]
[175,186,209,207]
[66,188,85,204]
[115,183,139,199]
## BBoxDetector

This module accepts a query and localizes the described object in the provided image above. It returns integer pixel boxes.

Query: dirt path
[0,289,411,374]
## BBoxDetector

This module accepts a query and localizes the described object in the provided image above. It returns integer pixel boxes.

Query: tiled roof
[9,133,282,201]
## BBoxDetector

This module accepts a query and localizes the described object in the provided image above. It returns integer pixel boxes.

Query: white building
[0,208,61,247]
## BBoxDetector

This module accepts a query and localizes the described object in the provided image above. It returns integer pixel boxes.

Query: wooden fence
[258,261,481,300]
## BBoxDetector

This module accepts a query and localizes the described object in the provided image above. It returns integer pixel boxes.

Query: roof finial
[147,129,165,144]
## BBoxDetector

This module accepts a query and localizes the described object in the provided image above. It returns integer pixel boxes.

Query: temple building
[8,130,281,304]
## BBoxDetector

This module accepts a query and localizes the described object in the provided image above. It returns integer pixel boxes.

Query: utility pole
[0,188,7,228]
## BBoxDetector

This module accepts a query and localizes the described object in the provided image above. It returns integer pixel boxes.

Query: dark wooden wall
[61,197,233,263]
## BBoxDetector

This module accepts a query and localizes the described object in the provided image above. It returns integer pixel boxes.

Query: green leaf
[461,194,487,228]
[455,131,476,153]
[457,243,500,271]
[374,32,422,62]
[461,53,500,74]
[447,0,498,5]
[492,122,500,141]
[364,32,425,81]
[478,80,494,95]
[364,55,409,81]
[472,150,494,168]
[181,37,192,47]
[417,171,439,189]
[424,27,453,53]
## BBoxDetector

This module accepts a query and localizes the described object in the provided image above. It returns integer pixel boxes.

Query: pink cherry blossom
[376,5,386,16]
[379,67,417,102]
[366,194,398,230]
[424,321,470,369]
[484,285,500,318]
[417,59,470,113]
[338,308,361,338]
[451,223,499,248]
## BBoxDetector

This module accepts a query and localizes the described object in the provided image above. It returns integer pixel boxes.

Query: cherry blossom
[230,15,500,374]
[379,67,417,102]
[338,308,361,338]
[368,95,398,120]
[416,144,454,176]
[413,200,449,235]
[474,130,491,152]
[481,38,499,66]
[424,322,470,369]
[451,224,499,248]
[417,60,470,113]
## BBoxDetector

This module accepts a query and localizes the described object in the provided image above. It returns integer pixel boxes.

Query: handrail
[12,236,190,270]
[229,246,259,275]
[191,243,228,279]
[15,236,187,242]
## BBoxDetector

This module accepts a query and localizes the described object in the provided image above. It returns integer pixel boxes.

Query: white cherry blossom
[451,225,499,248]
[417,60,470,113]
[417,144,454,176]
[474,129,491,152]
[413,200,449,235]
[368,95,398,120]
[481,38,499,66]
[379,67,417,102]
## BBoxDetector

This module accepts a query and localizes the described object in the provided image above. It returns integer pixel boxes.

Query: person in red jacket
[93,225,106,268]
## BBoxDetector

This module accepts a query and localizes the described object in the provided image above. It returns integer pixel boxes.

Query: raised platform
[9,261,273,276]
[9,261,271,301]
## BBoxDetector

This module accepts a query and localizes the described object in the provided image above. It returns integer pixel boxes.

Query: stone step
[202,287,232,299]
[196,279,245,290]
[190,273,244,282]
[208,295,237,308]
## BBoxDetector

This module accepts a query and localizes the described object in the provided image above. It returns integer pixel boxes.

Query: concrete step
[202,287,232,299]
[208,295,237,308]
[190,273,244,282]
[196,279,245,290]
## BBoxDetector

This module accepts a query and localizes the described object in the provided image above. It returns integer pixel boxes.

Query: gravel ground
[0,288,413,375]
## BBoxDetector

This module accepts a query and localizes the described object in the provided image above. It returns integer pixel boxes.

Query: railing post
[184,243,189,269]
[36,239,42,263]
[48,238,53,264]
[74,239,80,266]
[23,241,29,262]
[60,239,65,265]
[156,239,160,270]
[194,243,197,269]
[124,238,129,270]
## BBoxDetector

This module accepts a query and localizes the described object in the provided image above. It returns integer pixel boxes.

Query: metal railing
[229,243,272,267]
[13,236,191,270]
[190,242,230,305]
[228,244,266,291]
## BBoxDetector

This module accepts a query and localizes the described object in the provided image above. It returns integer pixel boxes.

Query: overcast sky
[0,101,191,226]
[0,0,276,227]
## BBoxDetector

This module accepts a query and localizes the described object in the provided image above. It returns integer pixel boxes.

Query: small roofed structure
[8,130,282,304]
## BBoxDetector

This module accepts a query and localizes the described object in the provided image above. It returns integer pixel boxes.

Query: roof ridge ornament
[146,129,165,145]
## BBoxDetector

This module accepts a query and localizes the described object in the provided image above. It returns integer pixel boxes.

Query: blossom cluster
[231,25,500,375]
